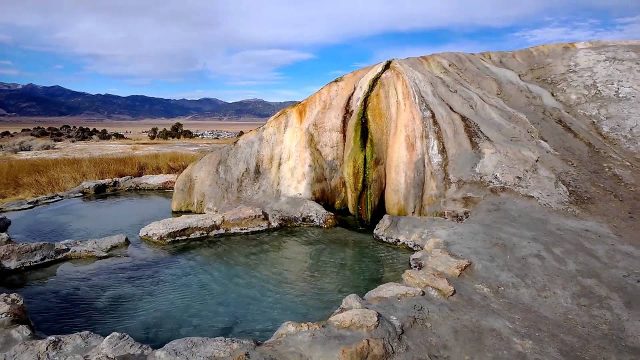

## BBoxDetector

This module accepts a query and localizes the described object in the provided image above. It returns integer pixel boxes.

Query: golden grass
[0,152,201,203]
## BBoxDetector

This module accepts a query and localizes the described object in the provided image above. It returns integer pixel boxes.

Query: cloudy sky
[0,1,639,101]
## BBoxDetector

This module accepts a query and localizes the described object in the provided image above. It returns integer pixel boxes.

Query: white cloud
[515,16,640,44]
[0,0,636,83]
[0,67,20,76]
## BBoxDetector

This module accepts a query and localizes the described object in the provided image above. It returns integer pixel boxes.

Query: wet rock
[268,321,323,341]
[402,269,455,297]
[339,338,389,360]
[364,282,424,302]
[410,248,471,277]
[0,216,10,232]
[89,332,152,359]
[139,206,270,243]
[328,309,380,331]
[151,337,256,360]
[0,234,129,272]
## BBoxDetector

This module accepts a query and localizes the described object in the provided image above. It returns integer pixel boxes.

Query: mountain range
[0,82,296,119]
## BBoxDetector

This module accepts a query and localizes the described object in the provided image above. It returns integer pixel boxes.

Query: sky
[0,1,639,102]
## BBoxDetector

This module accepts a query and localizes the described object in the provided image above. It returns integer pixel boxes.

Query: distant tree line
[147,122,195,140]
[0,125,126,142]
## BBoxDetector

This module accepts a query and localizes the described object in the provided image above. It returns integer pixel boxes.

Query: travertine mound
[173,41,640,224]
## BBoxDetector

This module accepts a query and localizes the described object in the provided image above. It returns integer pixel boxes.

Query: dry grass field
[0,118,264,203]
[0,152,202,203]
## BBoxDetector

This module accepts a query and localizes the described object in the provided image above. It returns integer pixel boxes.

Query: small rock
[402,269,455,297]
[269,321,322,341]
[364,282,424,302]
[0,233,12,245]
[90,332,152,359]
[152,337,255,360]
[0,293,31,329]
[0,216,10,232]
[410,248,471,277]
[339,338,389,360]
[332,294,367,316]
[328,309,380,331]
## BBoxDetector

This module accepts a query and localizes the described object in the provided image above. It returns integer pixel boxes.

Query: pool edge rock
[140,197,337,243]
[0,234,129,272]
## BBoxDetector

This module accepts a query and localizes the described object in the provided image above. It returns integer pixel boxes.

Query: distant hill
[0,82,297,119]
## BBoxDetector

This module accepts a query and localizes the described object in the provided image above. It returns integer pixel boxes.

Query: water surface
[1,192,409,348]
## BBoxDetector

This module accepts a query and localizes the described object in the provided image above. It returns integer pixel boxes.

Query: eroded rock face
[140,199,336,243]
[0,234,129,272]
[172,41,640,224]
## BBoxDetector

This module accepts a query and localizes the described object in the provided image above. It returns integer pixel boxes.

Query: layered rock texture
[173,41,640,225]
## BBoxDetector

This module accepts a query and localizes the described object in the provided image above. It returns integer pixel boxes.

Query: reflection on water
[1,192,409,348]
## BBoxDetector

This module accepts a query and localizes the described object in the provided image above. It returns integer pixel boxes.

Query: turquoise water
[0,192,409,348]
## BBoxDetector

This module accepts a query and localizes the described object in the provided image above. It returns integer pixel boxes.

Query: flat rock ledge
[0,234,129,272]
[140,198,337,243]
[0,174,177,212]
[374,215,472,297]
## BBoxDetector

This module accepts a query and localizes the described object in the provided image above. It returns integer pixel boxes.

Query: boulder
[364,282,424,302]
[0,234,129,272]
[402,269,455,297]
[265,197,337,228]
[0,293,31,329]
[88,332,152,359]
[410,248,471,277]
[332,294,367,315]
[328,309,380,331]
[373,215,440,250]
[0,232,11,245]
[268,321,323,341]
[151,337,256,360]
[0,216,10,232]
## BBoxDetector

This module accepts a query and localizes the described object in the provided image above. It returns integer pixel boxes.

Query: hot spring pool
[0,192,409,348]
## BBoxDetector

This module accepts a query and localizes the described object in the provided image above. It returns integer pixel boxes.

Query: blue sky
[0,1,639,101]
